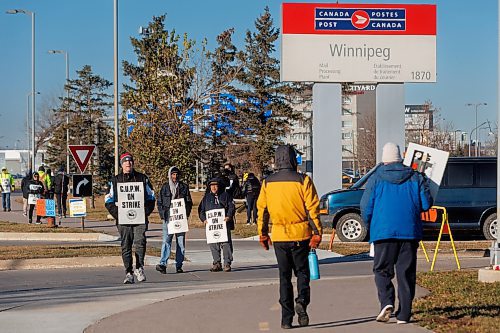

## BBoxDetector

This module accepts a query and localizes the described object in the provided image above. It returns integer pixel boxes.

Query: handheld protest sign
[168,198,189,234]
[117,182,145,225]
[205,208,228,244]
[36,199,56,217]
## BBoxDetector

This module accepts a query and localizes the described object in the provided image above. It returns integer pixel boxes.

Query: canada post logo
[315,8,406,31]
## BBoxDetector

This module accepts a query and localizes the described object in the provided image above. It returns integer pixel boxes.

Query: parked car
[319,157,497,242]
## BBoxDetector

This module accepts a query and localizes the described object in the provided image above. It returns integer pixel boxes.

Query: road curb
[0,232,119,242]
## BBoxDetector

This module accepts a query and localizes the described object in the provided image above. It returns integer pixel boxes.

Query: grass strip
[0,221,96,233]
[414,270,500,333]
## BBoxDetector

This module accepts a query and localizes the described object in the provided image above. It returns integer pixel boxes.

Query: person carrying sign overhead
[156,166,193,274]
[257,145,322,329]
[360,142,433,324]
[105,153,155,284]
[198,178,235,272]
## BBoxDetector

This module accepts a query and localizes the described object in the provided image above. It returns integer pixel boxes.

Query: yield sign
[68,145,95,173]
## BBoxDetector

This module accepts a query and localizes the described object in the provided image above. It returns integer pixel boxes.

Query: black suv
[319,157,497,242]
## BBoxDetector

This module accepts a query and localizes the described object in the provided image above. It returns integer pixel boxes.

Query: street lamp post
[26,91,40,169]
[113,0,119,174]
[469,121,490,157]
[7,9,36,171]
[48,50,70,173]
[466,102,487,157]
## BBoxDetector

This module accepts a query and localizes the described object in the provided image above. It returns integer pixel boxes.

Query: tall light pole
[469,121,489,157]
[466,102,487,157]
[7,9,36,171]
[113,0,119,174]
[48,50,70,173]
[26,91,40,169]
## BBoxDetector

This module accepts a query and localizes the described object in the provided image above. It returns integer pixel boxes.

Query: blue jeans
[159,221,185,268]
[2,193,11,210]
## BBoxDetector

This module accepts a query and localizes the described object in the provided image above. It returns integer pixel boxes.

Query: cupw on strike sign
[68,145,95,173]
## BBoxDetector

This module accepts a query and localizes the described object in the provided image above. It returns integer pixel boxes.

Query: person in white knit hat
[360,142,433,325]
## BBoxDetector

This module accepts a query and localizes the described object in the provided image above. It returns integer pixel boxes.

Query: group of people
[103,141,431,329]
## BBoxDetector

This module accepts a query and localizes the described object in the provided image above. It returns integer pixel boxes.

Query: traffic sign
[72,174,93,197]
[68,145,95,173]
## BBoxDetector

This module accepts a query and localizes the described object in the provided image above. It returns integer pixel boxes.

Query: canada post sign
[281,3,436,83]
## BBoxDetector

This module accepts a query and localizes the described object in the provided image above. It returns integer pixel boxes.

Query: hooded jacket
[198,178,235,230]
[157,166,193,221]
[53,170,69,194]
[360,162,433,242]
[21,172,32,199]
[257,145,322,242]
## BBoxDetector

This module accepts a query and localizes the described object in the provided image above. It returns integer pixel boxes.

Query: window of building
[342,132,352,139]
[342,120,353,128]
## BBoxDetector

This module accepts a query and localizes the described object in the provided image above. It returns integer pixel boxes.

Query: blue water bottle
[308,249,320,280]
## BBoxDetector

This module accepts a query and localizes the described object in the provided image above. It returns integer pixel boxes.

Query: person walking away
[257,145,322,329]
[198,178,235,272]
[223,163,241,199]
[0,167,15,212]
[21,171,32,216]
[241,172,261,225]
[53,166,70,220]
[105,153,155,284]
[27,172,44,224]
[156,166,193,274]
[360,142,433,324]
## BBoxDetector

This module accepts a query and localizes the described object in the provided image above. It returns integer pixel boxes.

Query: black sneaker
[155,264,166,274]
[295,302,309,327]
[176,267,184,273]
[281,323,292,329]
[7,208,11,212]
[2,208,6,212]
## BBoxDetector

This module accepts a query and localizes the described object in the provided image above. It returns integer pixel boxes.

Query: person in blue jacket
[360,142,433,325]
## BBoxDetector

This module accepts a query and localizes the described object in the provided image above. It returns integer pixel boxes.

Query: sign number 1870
[411,71,432,80]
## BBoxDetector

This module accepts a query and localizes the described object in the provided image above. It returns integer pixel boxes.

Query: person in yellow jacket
[257,145,322,329]
[0,167,15,212]
[37,166,51,196]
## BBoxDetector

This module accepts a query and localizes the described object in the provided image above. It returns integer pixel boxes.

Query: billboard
[281,3,436,83]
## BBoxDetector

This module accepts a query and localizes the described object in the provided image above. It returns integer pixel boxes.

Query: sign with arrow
[72,174,93,197]
[68,145,95,173]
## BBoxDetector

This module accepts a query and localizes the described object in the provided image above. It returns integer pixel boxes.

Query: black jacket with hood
[198,178,236,230]
[157,166,193,221]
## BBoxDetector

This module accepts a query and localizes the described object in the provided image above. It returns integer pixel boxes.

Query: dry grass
[414,270,500,333]
[0,221,96,233]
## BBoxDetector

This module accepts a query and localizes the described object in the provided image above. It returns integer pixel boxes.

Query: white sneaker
[397,320,409,324]
[376,304,393,322]
[123,272,134,284]
[134,267,146,282]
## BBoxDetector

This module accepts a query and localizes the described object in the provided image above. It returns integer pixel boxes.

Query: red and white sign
[281,3,437,83]
[68,145,95,173]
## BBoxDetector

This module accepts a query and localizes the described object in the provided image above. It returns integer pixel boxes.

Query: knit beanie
[381,142,402,163]
[120,152,134,165]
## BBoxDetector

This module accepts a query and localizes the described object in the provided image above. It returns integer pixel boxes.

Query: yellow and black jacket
[257,146,322,242]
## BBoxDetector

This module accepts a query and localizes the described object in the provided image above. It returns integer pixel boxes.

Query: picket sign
[205,208,228,244]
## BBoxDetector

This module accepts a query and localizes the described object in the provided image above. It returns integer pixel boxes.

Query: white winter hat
[381,142,402,163]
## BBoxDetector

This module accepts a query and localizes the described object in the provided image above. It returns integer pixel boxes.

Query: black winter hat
[170,167,180,174]
[38,166,45,172]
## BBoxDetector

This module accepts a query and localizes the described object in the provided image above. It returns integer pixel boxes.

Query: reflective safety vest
[0,172,15,193]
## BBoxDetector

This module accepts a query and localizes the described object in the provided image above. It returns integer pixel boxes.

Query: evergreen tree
[236,7,301,175]
[121,15,202,189]
[45,65,114,192]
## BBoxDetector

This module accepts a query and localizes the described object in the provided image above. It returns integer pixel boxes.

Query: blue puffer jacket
[360,163,433,242]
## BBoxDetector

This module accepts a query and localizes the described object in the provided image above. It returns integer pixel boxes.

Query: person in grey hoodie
[156,166,193,274]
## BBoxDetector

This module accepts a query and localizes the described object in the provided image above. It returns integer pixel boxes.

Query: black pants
[55,193,67,216]
[28,204,41,223]
[117,224,147,274]
[245,194,258,223]
[274,240,310,325]
[373,240,419,322]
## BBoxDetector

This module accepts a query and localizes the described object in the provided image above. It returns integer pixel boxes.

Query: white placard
[69,198,87,217]
[1,178,11,193]
[403,143,449,199]
[28,194,40,205]
[205,208,228,244]
[117,182,145,225]
[282,34,436,83]
[168,198,189,234]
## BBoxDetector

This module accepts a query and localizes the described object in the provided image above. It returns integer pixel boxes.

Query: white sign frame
[205,208,228,244]
[117,182,145,225]
[168,198,189,234]
[403,143,449,199]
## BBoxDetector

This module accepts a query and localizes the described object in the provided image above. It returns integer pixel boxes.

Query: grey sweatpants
[209,229,233,265]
